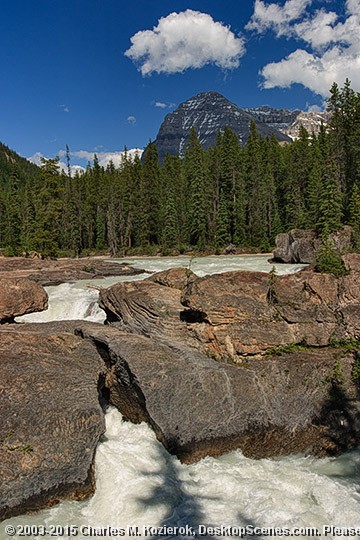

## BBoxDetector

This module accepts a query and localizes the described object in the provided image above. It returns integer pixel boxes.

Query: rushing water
[5,256,360,540]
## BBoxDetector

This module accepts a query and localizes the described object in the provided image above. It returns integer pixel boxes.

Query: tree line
[1,80,360,258]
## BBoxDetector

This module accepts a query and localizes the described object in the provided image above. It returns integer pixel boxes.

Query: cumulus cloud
[28,149,144,174]
[125,9,245,75]
[127,115,137,124]
[246,0,312,35]
[249,0,360,96]
[69,148,143,168]
[28,152,85,176]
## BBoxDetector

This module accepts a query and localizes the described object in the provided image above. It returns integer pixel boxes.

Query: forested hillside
[1,81,360,258]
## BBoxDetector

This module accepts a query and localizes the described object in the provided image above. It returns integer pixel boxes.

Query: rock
[77,322,360,463]
[273,227,354,264]
[181,269,360,358]
[342,253,360,272]
[147,267,197,290]
[224,243,237,255]
[101,266,360,361]
[0,278,48,323]
[273,229,320,263]
[0,257,145,285]
[0,322,106,520]
[99,279,194,346]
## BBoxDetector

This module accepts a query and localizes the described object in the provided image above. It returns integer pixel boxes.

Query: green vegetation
[1,80,360,258]
[266,342,309,356]
[315,238,348,276]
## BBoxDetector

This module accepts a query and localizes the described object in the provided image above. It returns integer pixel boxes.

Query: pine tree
[3,164,21,252]
[349,182,360,248]
[141,141,161,245]
[184,128,209,248]
[34,157,63,257]
[316,155,343,238]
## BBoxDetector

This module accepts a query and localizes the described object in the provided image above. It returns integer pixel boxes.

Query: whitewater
[4,256,360,540]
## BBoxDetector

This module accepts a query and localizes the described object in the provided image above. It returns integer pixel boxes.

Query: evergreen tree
[184,128,209,248]
[141,141,161,245]
[3,164,21,252]
[34,157,62,257]
[349,182,360,248]
[316,155,343,238]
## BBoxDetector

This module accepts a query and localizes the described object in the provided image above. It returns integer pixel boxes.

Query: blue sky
[0,0,359,170]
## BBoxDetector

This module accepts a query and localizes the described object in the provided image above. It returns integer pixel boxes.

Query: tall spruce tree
[184,128,209,248]
[34,157,62,257]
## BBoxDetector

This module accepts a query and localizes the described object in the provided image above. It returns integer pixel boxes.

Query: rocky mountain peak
[154,91,291,162]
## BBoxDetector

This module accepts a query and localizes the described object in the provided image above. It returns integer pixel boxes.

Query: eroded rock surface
[0,278,48,323]
[0,322,106,520]
[0,257,144,286]
[76,322,360,463]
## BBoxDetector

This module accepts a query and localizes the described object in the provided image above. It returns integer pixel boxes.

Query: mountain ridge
[154,91,329,161]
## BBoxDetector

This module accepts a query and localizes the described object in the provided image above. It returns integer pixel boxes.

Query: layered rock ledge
[0,257,144,286]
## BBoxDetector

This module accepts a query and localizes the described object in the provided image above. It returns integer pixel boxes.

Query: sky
[1,0,359,171]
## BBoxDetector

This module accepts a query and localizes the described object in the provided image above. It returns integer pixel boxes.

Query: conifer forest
[1,81,360,258]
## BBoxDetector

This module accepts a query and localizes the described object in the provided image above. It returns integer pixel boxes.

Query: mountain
[0,142,40,187]
[245,106,330,140]
[154,92,291,162]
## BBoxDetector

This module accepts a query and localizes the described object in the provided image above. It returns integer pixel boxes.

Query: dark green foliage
[1,80,360,256]
[349,182,360,248]
[33,157,63,258]
[315,238,347,276]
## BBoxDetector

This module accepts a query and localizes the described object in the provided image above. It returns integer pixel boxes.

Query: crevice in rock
[180,309,209,324]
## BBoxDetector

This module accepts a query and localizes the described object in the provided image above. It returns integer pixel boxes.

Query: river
[4,256,360,540]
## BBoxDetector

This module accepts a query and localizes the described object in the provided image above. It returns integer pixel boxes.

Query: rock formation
[273,227,353,264]
[95,267,360,462]
[2,264,360,518]
[0,257,145,286]
[0,277,48,323]
[0,322,106,520]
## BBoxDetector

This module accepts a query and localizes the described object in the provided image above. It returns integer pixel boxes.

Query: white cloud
[246,0,312,35]
[249,0,360,96]
[28,149,144,174]
[58,104,70,113]
[125,9,245,75]
[127,115,137,124]
[28,152,85,176]
[154,101,176,109]
[69,148,143,168]
[306,103,323,113]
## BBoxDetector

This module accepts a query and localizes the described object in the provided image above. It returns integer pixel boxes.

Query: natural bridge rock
[77,322,360,464]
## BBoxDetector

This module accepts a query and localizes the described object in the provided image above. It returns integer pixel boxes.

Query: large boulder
[99,278,196,347]
[181,269,360,358]
[273,226,353,264]
[0,278,48,323]
[0,322,106,520]
[77,323,360,463]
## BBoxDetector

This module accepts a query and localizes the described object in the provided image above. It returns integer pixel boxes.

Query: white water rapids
[5,256,360,539]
